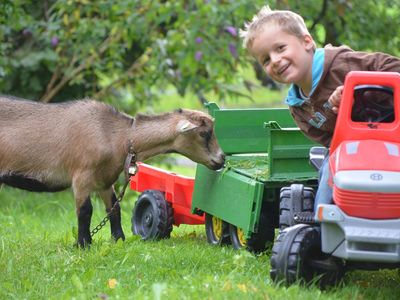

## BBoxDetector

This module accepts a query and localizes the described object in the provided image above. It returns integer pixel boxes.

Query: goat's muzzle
[210,154,225,170]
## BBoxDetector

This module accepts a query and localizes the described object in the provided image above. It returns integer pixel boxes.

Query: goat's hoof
[75,242,91,249]
[112,231,125,242]
[76,237,92,249]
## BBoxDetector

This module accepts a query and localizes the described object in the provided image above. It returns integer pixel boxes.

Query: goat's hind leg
[99,187,125,242]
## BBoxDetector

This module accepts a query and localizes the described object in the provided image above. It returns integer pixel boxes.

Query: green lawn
[1,185,399,299]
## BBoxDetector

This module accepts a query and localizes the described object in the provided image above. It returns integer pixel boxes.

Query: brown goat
[0,96,225,247]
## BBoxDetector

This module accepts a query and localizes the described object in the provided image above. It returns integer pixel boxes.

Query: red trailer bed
[130,162,204,226]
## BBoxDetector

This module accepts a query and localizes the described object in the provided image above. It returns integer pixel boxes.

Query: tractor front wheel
[270,224,344,287]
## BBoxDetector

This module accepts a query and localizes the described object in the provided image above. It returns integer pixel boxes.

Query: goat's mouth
[209,159,225,171]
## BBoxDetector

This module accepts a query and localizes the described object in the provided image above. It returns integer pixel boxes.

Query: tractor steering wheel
[352,85,394,123]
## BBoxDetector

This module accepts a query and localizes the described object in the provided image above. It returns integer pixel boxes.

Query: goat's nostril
[211,158,225,171]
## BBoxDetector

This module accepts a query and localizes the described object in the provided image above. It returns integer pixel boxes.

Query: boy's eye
[277,45,285,52]
[262,57,270,66]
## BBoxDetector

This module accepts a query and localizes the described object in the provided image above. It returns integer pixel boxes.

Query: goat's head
[174,109,225,170]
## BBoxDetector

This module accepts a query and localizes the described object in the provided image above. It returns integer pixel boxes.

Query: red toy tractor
[271,71,400,286]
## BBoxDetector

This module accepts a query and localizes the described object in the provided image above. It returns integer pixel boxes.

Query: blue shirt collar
[285,48,325,106]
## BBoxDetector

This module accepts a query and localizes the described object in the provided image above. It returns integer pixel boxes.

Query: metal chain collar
[90,145,137,237]
[90,179,130,237]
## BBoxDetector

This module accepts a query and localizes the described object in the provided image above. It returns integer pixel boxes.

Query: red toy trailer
[130,162,204,240]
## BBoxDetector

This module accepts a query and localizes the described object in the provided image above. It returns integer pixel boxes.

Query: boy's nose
[270,53,281,65]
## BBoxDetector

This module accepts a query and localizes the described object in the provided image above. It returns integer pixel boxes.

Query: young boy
[240,6,400,212]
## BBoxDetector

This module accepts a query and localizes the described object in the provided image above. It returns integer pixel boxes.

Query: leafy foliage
[0,0,257,111]
[284,0,400,55]
[0,0,399,113]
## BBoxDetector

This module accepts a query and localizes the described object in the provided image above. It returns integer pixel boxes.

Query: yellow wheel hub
[237,227,247,246]
[212,217,223,240]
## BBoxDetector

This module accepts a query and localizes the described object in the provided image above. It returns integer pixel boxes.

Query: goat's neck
[126,119,178,161]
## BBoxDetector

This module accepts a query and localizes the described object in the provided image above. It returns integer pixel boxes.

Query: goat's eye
[200,130,213,150]
[200,130,212,140]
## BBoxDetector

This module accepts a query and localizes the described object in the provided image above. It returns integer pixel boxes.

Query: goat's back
[0,97,132,176]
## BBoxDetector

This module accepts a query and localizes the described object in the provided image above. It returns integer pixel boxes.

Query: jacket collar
[285,48,325,106]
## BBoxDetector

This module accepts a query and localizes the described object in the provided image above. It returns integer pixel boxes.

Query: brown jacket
[289,45,400,147]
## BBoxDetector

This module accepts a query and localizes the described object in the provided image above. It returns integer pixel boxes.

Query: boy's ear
[304,34,314,50]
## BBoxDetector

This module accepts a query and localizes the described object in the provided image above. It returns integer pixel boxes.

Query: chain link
[90,179,130,237]
[89,146,136,238]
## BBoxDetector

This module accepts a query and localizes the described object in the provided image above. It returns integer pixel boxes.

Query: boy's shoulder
[324,44,353,55]
[322,44,354,69]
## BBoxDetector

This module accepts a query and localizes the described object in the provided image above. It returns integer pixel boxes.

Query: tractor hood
[330,139,400,193]
[330,139,400,219]
[331,139,400,173]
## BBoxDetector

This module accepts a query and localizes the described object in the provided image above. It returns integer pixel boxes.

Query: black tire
[229,224,247,250]
[131,190,173,240]
[205,213,231,245]
[270,224,344,287]
[279,184,315,230]
[229,204,275,253]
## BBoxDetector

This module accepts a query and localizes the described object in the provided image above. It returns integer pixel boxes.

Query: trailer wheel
[132,190,173,240]
[270,224,344,287]
[279,184,314,230]
[229,206,275,253]
[205,214,231,245]
[229,224,247,250]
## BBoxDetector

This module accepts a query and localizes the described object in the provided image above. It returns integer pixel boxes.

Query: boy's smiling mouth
[277,64,290,75]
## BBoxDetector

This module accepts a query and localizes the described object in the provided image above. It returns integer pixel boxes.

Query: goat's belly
[0,174,69,192]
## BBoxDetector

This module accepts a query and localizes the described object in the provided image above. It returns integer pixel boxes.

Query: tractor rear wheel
[132,190,173,240]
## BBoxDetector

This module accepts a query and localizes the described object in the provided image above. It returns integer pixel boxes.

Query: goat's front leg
[75,194,93,248]
[99,187,125,242]
[72,176,93,248]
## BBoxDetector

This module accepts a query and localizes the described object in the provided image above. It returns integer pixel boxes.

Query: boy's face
[250,24,314,89]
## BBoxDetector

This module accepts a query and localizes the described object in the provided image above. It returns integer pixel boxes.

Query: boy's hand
[328,85,344,114]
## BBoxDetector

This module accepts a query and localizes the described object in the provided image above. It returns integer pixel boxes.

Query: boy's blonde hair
[240,6,315,50]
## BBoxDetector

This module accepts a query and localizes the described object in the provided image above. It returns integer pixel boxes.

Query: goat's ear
[176,120,198,132]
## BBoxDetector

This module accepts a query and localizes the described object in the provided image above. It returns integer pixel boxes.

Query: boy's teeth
[279,64,288,74]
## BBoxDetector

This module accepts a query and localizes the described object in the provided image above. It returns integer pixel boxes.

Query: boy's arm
[327,50,400,112]
[371,52,400,72]
[326,52,400,114]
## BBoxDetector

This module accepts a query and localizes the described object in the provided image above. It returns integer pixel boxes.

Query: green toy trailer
[191,103,318,252]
